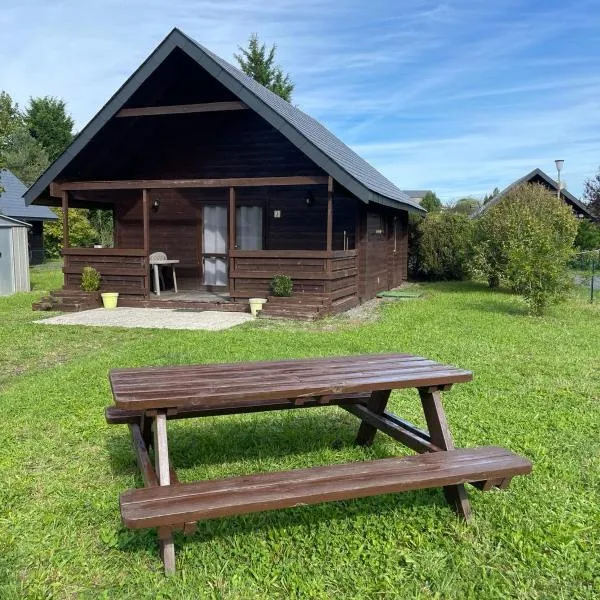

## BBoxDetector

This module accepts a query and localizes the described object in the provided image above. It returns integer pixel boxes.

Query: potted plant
[81,265,101,300]
[270,274,293,297]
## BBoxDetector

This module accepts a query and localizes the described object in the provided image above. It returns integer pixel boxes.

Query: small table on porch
[106,353,532,575]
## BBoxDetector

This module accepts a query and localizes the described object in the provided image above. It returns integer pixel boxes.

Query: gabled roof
[25,28,424,214]
[0,213,31,228]
[403,190,432,200]
[0,169,57,221]
[475,168,595,220]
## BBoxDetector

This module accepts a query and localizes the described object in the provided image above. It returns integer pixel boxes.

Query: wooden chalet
[25,29,424,318]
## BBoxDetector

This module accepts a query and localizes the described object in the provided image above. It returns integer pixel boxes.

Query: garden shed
[0,214,30,296]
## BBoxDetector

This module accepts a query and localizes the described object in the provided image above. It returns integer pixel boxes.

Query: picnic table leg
[355,389,391,446]
[418,388,471,521]
[153,411,176,574]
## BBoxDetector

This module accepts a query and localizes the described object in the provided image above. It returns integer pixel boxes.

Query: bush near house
[475,183,578,314]
[416,212,474,280]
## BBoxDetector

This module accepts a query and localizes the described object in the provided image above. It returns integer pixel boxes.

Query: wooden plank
[326,176,333,252]
[106,393,371,425]
[110,354,451,383]
[231,250,338,259]
[111,369,472,411]
[355,389,390,446]
[128,423,158,488]
[111,361,460,392]
[342,404,441,453]
[62,248,146,256]
[61,191,69,249]
[63,266,147,277]
[116,101,248,118]
[419,388,471,521]
[54,176,329,192]
[152,411,175,575]
[119,446,532,529]
[142,189,150,256]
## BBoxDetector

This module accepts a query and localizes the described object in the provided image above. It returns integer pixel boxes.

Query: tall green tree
[483,187,500,204]
[235,34,294,102]
[475,183,578,314]
[1,126,49,185]
[420,191,442,212]
[582,166,600,217]
[449,197,482,216]
[24,96,74,162]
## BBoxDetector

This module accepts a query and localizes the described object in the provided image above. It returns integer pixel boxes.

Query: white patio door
[236,206,263,250]
[202,205,228,286]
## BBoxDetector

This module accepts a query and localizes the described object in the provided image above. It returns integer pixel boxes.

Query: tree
[24,96,74,162]
[1,126,49,185]
[235,34,294,102]
[43,208,98,257]
[574,219,600,251]
[420,191,442,212]
[475,183,578,314]
[483,187,500,204]
[87,209,114,247]
[582,166,600,217]
[449,197,482,216]
[417,212,474,280]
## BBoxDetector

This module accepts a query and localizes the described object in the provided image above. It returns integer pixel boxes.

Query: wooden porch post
[326,176,333,251]
[142,189,150,296]
[229,187,236,251]
[228,187,236,293]
[61,191,69,249]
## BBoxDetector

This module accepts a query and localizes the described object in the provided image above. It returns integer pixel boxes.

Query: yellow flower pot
[249,297,267,316]
[101,292,119,309]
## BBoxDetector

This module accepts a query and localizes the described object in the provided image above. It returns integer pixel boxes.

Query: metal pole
[557,170,561,199]
[591,254,596,304]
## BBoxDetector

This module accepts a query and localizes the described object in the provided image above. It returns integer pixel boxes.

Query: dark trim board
[50,176,329,195]
[116,101,247,117]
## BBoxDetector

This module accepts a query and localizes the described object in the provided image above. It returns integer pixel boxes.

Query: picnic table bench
[106,353,532,575]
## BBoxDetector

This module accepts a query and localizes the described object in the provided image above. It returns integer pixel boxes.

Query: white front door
[202,205,228,286]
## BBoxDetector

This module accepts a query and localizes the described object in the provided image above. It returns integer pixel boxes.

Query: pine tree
[235,34,294,102]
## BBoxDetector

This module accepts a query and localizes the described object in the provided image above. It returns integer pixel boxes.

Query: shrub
[416,212,474,280]
[270,275,293,297]
[574,219,600,251]
[81,266,101,292]
[475,183,578,314]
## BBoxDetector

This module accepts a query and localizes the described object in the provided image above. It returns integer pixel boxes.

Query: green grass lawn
[1,270,599,599]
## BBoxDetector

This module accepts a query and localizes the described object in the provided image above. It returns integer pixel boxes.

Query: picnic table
[106,353,532,575]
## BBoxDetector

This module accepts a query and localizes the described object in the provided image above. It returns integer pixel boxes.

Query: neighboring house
[24,28,424,317]
[474,168,595,220]
[403,190,433,206]
[0,169,58,264]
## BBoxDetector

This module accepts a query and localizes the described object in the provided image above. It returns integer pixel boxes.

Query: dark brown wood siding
[357,204,408,301]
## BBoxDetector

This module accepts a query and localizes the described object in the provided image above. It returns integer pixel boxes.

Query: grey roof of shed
[1,170,57,221]
[474,168,595,219]
[24,28,424,214]
[0,213,31,228]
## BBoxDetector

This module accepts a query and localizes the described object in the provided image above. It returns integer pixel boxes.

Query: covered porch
[55,175,359,315]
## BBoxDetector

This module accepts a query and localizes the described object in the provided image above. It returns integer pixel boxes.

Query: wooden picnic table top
[110,353,472,411]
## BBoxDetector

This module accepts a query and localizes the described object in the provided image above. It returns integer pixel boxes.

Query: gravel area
[37,308,254,330]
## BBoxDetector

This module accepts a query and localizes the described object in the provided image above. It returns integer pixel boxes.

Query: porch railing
[229,249,358,308]
[62,248,149,296]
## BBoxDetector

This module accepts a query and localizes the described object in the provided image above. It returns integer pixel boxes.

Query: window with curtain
[236,206,263,250]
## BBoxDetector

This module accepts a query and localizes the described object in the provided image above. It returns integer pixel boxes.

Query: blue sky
[2,0,599,201]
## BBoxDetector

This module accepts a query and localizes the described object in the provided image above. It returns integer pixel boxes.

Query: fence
[572,249,599,303]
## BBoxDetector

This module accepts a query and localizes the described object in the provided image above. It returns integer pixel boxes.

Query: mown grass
[0,275,599,599]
